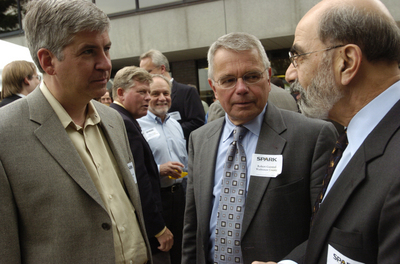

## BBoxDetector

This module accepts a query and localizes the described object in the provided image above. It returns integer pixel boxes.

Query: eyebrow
[290,43,305,55]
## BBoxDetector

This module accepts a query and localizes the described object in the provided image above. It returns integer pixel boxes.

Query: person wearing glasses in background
[0,60,41,108]
[181,32,338,264]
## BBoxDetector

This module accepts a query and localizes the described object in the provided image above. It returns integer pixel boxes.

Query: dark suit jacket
[168,80,205,140]
[0,94,22,108]
[110,103,165,253]
[285,99,400,264]
[182,103,338,264]
[0,89,151,263]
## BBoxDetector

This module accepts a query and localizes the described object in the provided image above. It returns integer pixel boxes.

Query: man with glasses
[182,32,338,264]
[254,0,400,263]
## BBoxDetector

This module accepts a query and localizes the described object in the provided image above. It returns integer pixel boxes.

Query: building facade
[2,0,400,104]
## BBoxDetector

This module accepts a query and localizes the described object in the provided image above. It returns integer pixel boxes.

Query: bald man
[254,0,400,263]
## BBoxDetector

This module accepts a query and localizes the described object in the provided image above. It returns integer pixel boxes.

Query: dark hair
[318,5,400,63]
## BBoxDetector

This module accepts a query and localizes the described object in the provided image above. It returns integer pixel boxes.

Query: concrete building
[2,0,400,105]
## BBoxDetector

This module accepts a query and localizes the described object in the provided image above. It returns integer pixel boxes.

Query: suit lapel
[242,104,287,238]
[28,89,105,209]
[199,118,225,243]
[306,99,400,263]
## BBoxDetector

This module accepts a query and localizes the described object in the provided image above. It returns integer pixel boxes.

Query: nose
[96,51,112,72]
[145,92,151,101]
[235,78,249,94]
[285,63,297,84]
[159,93,166,101]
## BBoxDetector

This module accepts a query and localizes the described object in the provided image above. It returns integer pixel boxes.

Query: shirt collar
[147,110,170,124]
[40,82,101,130]
[347,80,400,155]
[222,102,267,143]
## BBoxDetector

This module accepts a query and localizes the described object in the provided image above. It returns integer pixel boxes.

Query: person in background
[0,60,40,108]
[254,0,400,263]
[0,0,150,263]
[110,66,174,264]
[182,32,337,264]
[100,90,112,106]
[138,74,188,264]
[139,49,205,143]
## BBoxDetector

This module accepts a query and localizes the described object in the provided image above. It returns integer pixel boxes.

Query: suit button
[102,223,111,230]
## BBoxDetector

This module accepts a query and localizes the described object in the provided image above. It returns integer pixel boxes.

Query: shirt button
[129,260,133,264]
[108,194,113,199]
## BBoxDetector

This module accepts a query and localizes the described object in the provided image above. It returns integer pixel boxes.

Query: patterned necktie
[214,126,248,264]
[311,130,348,224]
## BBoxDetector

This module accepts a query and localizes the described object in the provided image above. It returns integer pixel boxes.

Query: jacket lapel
[305,99,400,263]
[28,89,105,209]
[242,103,287,238]
[199,118,225,243]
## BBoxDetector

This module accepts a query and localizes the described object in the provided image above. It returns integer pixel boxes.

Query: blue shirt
[208,104,267,262]
[138,111,188,188]
[324,80,400,200]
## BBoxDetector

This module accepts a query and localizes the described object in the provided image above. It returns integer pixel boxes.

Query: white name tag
[169,111,181,121]
[250,154,282,177]
[127,162,137,183]
[143,128,160,141]
[327,245,364,264]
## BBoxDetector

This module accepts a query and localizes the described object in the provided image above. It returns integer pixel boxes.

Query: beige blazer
[0,88,151,263]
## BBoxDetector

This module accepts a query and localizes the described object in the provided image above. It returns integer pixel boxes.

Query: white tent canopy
[0,40,38,92]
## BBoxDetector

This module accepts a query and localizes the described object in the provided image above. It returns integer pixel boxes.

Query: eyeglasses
[288,45,344,68]
[213,69,267,89]
[33,75,41,81]
[147,66,160,74]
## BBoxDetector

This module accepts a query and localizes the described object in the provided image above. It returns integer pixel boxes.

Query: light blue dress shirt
[280,80,400,264]
[138,111,188,188]
[208,104,267,262]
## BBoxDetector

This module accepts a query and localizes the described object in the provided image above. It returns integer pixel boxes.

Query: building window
[0,0,28,36]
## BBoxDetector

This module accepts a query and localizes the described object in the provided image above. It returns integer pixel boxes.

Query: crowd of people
[0,0,399,264]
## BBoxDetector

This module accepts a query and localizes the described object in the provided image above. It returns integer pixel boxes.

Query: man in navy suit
[110,66,174,264]
[139,49,205,142]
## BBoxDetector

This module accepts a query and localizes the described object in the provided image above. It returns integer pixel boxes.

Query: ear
[208,79,218,100]
[337,44,362,86]
[160,65,166,74]
[23,77,30,85]
[37,48,56,75]
[116,87,125,101]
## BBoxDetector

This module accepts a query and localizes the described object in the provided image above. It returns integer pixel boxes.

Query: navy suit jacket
[110,103,165,253]
[168,80,205,141]
[0,94,22,108]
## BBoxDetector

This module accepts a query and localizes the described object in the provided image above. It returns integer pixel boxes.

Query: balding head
[302,0,400,63]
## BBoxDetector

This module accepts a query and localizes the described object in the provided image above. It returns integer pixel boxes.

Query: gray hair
[318,5,400,63]
[112,66,153,100]
[24,0,110,73]
[140,49,170,72]
[151,74,172,89]
[207,32,270,80]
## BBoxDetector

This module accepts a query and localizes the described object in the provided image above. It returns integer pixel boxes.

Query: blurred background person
[100,90,113,106]
[0,60,40,108]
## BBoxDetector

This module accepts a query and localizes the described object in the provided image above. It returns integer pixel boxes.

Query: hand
[160,161,184,179]
[157,227,174,252]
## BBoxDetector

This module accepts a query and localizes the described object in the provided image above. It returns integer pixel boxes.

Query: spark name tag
[169,111,181,121]
[127,162,137,183]
[143,128,160,141]
[327,245,364,264]
[250,154,282,177]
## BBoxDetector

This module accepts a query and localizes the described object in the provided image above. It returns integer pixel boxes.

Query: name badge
[250,154,282,177]
[169,111,181,121]
[127,162,137,183]
[327,245,364,264]
[143,128,160,141]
